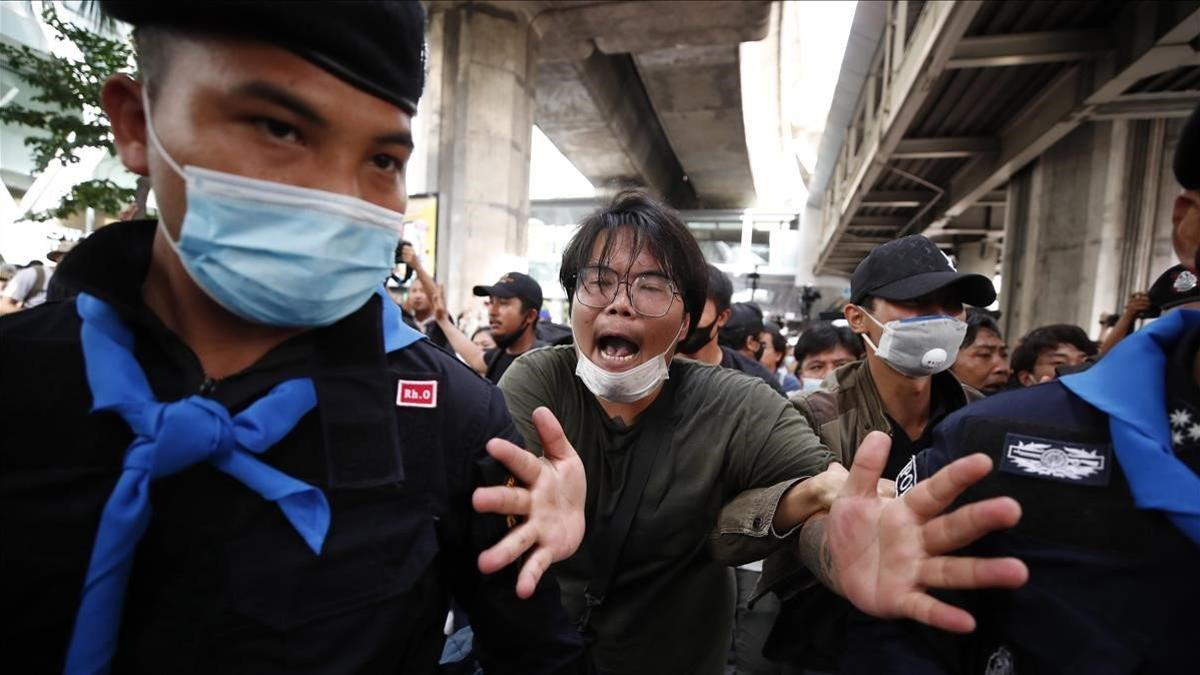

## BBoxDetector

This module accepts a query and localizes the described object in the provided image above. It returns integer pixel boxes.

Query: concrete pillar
[999,118,1183,342]
[421,4,539,315]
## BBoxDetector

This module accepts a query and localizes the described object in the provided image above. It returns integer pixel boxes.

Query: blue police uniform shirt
[850,314,1200,675]
[0,221,582,674]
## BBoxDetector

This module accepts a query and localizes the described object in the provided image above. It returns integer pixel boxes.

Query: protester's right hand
[826,431,1028,633]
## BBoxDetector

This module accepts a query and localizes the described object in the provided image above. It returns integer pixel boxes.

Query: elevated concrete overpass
[418,1,771,313]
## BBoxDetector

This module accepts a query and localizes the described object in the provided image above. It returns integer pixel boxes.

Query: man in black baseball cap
[839,234,996,475]
[758,233,998,670]
[0,4,585,673]
[474,272,546,384]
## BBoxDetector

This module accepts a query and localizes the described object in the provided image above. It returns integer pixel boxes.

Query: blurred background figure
[1010,324,1097,386]
[473,272,545,384]
[791,323,863,392]
[760,321,801,393]
[951,309,1010,395]
[471,327,497,351]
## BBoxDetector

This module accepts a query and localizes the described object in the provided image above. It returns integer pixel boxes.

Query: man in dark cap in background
[0,3,586,672]
[842,100,1200,675]
[473,272,546,384]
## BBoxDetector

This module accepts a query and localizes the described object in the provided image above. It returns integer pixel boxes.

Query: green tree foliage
[0,4,135,221]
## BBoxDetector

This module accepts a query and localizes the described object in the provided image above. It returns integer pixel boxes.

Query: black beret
[1146,264,1199,315]
[101,1,426,115]
[1175,101,1200,189]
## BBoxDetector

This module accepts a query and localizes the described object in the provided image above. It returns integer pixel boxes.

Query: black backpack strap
[577,380,675,638]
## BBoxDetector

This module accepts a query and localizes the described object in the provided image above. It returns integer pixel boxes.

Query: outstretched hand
[824,431,1028,633]
[473,407,587,598]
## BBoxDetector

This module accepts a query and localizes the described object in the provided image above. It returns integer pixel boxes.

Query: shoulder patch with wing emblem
[999,432,1111,486]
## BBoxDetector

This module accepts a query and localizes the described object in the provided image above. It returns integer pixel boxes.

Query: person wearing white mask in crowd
[761,321,802,394]
[727,233,999,673]
[499,192,1029,674]
[791,322,864,394]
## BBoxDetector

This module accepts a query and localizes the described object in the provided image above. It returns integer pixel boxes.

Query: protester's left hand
[473,407,587,598]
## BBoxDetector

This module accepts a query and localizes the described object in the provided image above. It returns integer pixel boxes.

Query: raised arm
[432,285,488,374]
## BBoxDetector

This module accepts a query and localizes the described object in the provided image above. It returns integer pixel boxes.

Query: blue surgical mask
[144,89,403,327]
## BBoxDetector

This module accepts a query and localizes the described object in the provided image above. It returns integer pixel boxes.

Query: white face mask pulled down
[573,320,683,403]
[859,309,967,378]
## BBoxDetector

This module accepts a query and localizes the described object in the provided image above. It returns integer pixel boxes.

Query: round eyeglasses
[574,266,680,318]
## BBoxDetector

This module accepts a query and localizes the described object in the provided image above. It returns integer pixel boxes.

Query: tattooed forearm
[797,512,840,595]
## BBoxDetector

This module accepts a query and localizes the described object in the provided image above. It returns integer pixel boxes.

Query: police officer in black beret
[0,2,586,672]
[843,102,1200,674]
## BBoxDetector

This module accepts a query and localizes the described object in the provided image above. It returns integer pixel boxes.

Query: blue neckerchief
[66,289,423,674]
[1060,309,1200,548]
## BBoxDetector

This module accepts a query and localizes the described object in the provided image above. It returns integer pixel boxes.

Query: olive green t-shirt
[499,346,831,675]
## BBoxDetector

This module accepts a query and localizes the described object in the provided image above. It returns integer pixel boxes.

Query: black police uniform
[0,221,582,673]
[842,321,1200,674]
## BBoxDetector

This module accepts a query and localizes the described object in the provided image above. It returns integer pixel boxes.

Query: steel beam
[847,215,910,228]
[861,191,935,208]
[932,3,1200,227]
[1091,93,1200,119]
[893,136,998,158]
[946,30,1112,69]
[816,0,983,275]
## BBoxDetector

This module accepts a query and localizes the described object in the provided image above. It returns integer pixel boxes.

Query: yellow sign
[404,194,438,277]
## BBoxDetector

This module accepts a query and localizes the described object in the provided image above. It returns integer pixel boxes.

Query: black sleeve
[445,383,583,673]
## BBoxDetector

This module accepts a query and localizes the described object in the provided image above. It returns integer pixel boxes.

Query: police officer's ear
[101,74,151,177]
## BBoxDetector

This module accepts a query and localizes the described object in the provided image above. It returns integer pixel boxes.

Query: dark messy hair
[793,323,864,365]
[706,263,733,313]
[559,189,708,329]
[1010,323,1097,375]
[763,321,787,354]
[962,308,1003,348]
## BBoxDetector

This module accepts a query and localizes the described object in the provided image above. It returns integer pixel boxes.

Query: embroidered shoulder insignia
[999,432,1111,486]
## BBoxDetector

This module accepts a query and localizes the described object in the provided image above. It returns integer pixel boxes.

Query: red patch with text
[396,380,438,408]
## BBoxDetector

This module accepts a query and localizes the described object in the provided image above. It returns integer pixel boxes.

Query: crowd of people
[2,2,1199,675]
